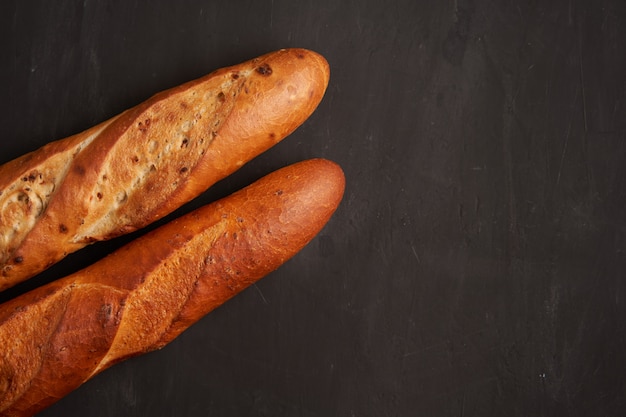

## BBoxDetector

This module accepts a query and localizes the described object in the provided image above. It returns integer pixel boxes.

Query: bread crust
[0,158,345,416]
[0,48,330,290]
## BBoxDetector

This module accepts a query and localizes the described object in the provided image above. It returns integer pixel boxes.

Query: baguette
[0,48,330,291]
[0,158,345,416]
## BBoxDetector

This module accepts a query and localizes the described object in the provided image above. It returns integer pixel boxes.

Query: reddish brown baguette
[0,158,345,416]
[0,48,330,291]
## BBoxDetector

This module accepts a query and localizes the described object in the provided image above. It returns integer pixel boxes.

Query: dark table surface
[1,0,625,416]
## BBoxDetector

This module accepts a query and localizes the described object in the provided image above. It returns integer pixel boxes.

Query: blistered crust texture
[0,48,330,290]
[0,159,345,416]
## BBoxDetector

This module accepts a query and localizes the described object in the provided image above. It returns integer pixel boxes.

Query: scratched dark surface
[1,0,625,416]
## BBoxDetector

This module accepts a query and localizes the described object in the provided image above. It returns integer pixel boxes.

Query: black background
[1,0,625,416]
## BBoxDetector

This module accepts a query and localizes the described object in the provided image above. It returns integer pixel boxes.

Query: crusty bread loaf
[0,158,345,416]
[0,48,330,291]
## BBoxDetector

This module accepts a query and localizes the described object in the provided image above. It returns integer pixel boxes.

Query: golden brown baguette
[0,48,330,291]
[0,158,345,416]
